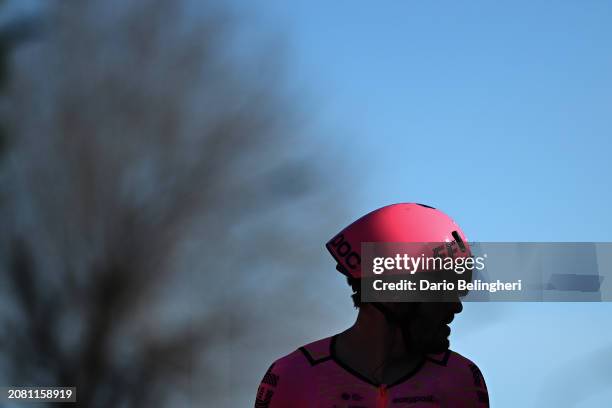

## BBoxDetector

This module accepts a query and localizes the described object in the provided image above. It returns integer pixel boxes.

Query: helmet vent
[452,230,467,252]
[416,203,436,209]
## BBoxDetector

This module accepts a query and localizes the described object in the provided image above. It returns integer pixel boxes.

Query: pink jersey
[255,335,489,407]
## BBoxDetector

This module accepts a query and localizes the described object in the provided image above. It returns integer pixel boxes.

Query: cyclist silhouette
[255,203,489,407]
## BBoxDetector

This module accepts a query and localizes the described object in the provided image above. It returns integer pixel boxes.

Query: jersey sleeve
[254,352,312,408]
[462,361,489,406]
[447,358,489,407]
[254,363,283,408]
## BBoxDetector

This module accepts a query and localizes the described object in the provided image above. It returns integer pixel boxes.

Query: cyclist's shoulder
[420,350,489,405]
[426,348,482,367]
[271,336,333,371]
[448,349,486,374]
[425,349,486,377]
[298,336,334,365]
[424,349,487,390]
[257,336,333,404]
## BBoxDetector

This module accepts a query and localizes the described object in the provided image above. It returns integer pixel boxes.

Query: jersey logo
[255,364,278,408]
[262,364,279,387]
[254,387,274,408]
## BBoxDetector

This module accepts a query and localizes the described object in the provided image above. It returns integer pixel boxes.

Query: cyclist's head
[327,203,470,304]
[342,277,462,352]
[328,203,470,352]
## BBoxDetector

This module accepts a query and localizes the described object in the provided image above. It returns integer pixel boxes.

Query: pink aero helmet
[325,203,471,279]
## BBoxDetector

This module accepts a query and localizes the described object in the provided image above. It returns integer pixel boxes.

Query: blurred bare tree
[0,3,40,178]
[0,0,340,406]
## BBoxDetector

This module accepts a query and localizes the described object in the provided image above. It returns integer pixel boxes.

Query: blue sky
[238,1,612,406]
[238,0,612,241]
